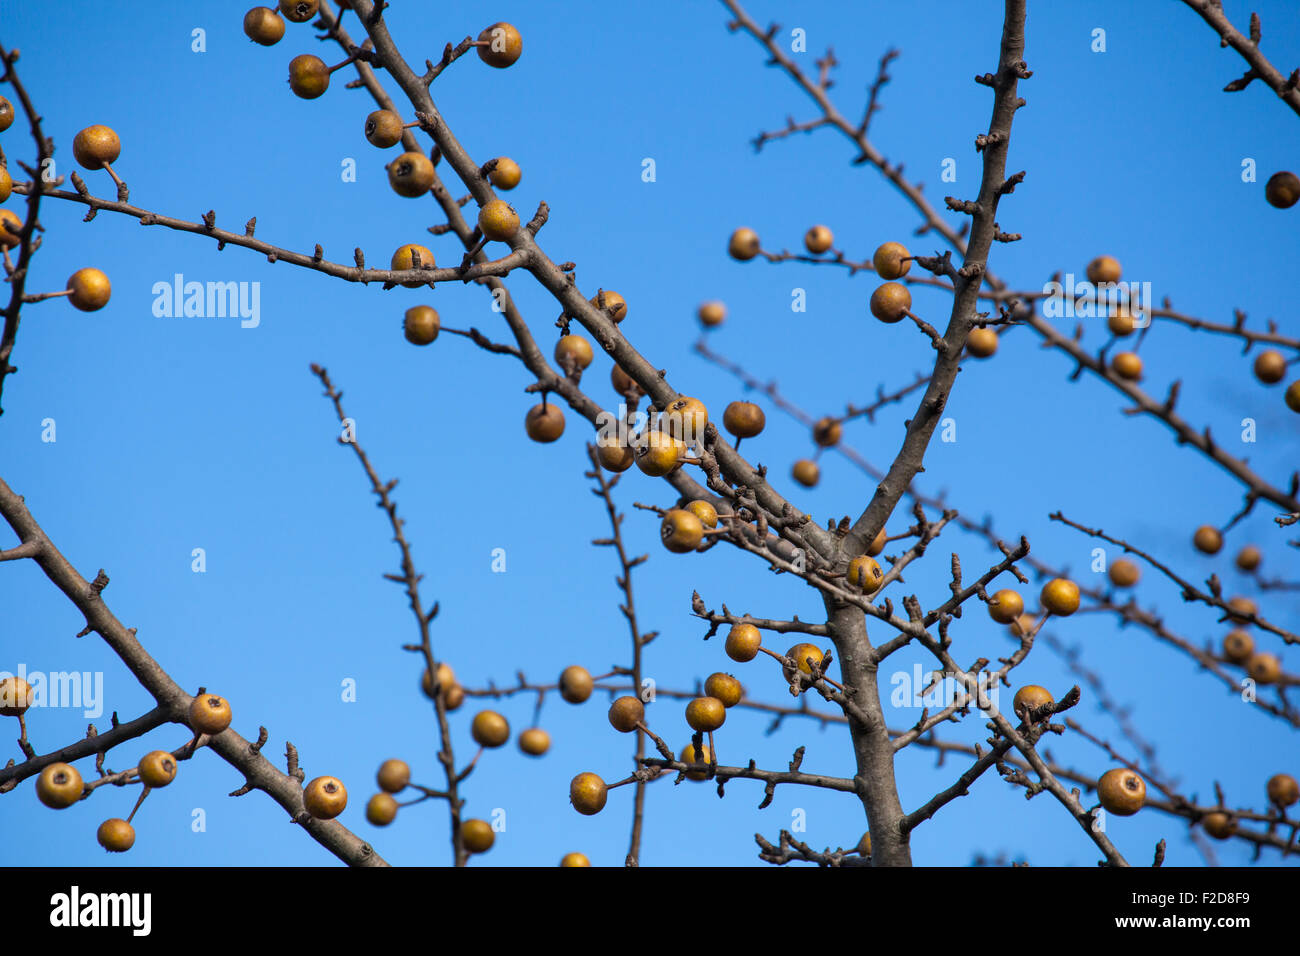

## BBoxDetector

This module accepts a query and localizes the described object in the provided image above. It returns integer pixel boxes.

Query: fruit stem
[23,289,73,303]
[125,786,150,824]
[327,54,360,74]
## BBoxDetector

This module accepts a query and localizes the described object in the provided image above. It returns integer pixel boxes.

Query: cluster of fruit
[0,677,235,853]
[1188,525,1283,684]
[412,661,604,860]
[0,108,115,311]
[1091,254,1300,410]
[244,6,532,343]
[1076,255,1145,382]
[364,758,502,853]
[986,576,1082,630]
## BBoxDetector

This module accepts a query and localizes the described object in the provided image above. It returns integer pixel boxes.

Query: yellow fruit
[608,696,644,733]
[288,54,330,99]
[1266,773,1299,808]
[704,673,742,708]
[390,243,435,287]
[590,290,628,322]
[36,763,83,809]
[524,403,565,443]
[680,742,713,780]
[1253,350,1287,384]
[376,759,410,793]
[1111,351,1142,381]
[189,694,232,735]
[725,623,761,663]
[847,555,884,594]
[66,268,112,311]
[97,818,135,853]
[1107,306,1136,337]
[1012,685,1053,722]
[403,305,439,345]
[488,157,521,190]
[303,776,347,819]
[559,665,594,704]
[1247,653,1281,685]
[1201,812,1235,840]
[686,499,719,529]
[478,199,519,241]
[462,818,496,853]
[569,772,607,815]
[0,166,11,204]
[72,125,121,169]
[471,710,510,747]
[870,282,911,323]
[791,459,819,488]
[966,327,998,358]
[366,792,398,826]
[0,209,21,248]
[421,662,456,699]
[595,438,635,473]
[1222,629,1254,663]
[477,22,523,68]
[634,431,684,477]
[661,508,704,553]
[554,335,594,374]
[697,301,726,327]
[804,224,833,254]
[138,751,178,789]
[1234,545,1261,572]
[1086,255,1121,285]
[873,242,911,280]
[244,7,286,45]
[387,150,435,197]
[728,228,760,261]
[723,401,765,439]
[663,396,708,444]
[1040,578,1080,616]
[1265,171,1300,209]
[1192,525,1223,555]
[685,696,726,732]
[560,852,591,867]
[611,364,641,397]
[1287,381,1300,412]
[812,417,842,448]
[0,676,33,717]
[364,108,403,147]
[987,588,1024,624]
[0,96,11,132]
[1108,559,1140,587]
[518,727,551,756]
[1226,595,1257,623]
[1097,768,1146,816]
[867,527,887,557]
[279,0,318,23]
[783,643,824,681]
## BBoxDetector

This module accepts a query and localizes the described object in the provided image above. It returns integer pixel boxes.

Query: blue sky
[1,0,1297,867]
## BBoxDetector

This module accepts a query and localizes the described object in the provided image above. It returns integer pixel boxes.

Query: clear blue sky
[1,0,1296,867]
